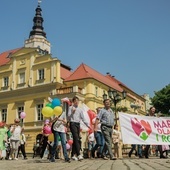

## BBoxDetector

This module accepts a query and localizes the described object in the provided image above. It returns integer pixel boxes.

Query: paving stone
[0,157,170,170]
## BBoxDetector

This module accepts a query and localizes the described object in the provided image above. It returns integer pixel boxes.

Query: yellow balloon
[42,107,54,117]
[53,106,62,116]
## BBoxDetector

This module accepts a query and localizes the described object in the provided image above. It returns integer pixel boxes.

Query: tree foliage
[151,84,170,115]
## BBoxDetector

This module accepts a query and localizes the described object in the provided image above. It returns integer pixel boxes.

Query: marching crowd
[0,118,27,160]
[39,96,119,162]
[0,97,169,162]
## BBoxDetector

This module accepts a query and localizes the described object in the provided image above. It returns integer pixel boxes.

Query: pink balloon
[67,139,73,145]
[43,125,52,135]
[20,112,26,119]
[66,143,70,150]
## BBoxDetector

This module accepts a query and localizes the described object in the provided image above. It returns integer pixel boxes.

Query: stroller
[5,141,11,160]
[32,134,43,158]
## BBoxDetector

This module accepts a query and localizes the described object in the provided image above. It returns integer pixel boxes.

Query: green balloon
[46,103,53,108]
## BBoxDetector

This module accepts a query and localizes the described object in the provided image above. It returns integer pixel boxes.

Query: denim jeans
[93,131,105,154]
[137,145,142,156]
[51,131,69,160]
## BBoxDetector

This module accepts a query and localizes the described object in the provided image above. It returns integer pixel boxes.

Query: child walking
[87,130,95,159]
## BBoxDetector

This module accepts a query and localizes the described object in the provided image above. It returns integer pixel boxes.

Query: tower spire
[29,1,46,38]
[24,0,51,54]
[38,0,42,6]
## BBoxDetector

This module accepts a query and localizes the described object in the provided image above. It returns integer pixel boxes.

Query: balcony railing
[56,86,83,95]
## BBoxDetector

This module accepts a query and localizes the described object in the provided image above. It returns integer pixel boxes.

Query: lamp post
[130,103,141,114]
[103,89,127,124]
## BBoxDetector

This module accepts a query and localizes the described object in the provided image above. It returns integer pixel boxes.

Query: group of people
[128,106,170,159]
[41,97,170,162]
[83,99,121,160]
[40,96,121,163]
[88,105,121,160]
[0,118,27,160]
[1,97,167,162]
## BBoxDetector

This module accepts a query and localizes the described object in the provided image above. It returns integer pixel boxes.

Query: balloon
[52,98,61,108]
[43,125,52,134]
[42,107,54,117]
[46,103,53,108]
[53,106,62,116]
[66,143,70,150]
[67,139,73,145]
[20,112,26,119]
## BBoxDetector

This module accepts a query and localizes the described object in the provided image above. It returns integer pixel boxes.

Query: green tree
[151,84,170,116]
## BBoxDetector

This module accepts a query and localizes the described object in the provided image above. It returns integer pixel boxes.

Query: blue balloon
[52,98,61,108]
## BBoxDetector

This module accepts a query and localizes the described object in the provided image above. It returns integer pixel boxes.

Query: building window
[36,104,43,121]
[38,69,44,80]
[1,109,7,122]
[19,73,25,84]
[18,106,24,123]
[3,77,9,87]
[95,86,98,97]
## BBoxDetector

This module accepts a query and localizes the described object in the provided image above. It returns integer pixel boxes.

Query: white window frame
[3,77,9,87]
[95,86,98,97]
[18,106,24,123]
[38,69,44,80]
[19,72,25,84]
[1,108,7,122]
[36,104,44,121]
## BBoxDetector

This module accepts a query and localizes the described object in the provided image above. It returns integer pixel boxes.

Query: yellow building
[0,2,146,155]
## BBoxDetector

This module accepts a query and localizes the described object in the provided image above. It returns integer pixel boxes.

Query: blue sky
[1,0,170,97]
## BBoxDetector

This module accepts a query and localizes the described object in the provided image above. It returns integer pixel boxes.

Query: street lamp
[130,103,141,114]
[103,89,127,124]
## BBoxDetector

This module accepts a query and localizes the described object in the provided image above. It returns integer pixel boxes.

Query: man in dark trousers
[68,96,91,161]
[94,99,116,160]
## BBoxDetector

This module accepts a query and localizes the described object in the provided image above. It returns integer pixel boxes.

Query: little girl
[40,119,52,159]
[87,130,95,159]
[42,119,52,136]
[112,124,121,158]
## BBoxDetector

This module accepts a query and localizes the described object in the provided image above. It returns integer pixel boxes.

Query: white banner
[119,112,170,145]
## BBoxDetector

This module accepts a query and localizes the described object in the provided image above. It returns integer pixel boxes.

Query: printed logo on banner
[131,118,152,140]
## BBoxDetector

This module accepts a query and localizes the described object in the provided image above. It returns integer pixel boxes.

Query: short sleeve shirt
[53,112,66,133]
[97,108,115,126]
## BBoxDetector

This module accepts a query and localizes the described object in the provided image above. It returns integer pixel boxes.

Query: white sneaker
[78,155,84,160]
[9,157,12,160]
[72,156,78,161]
[14,157,18,160]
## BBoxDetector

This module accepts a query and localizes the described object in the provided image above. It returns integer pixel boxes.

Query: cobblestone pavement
[0,157,170,170]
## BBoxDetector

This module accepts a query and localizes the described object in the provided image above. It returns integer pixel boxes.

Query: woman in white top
[9,118,22,160]
[50,111,70,163]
